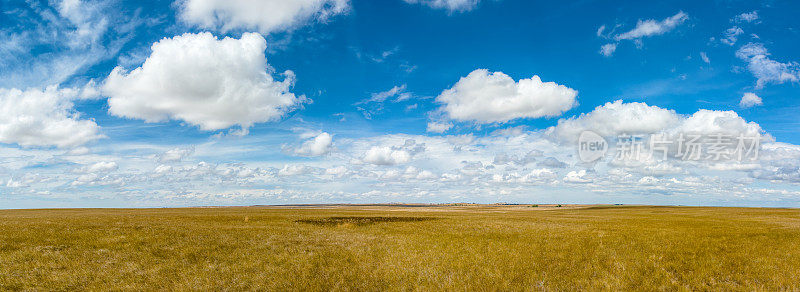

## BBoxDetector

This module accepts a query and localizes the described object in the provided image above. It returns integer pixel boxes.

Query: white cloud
[9,174,46,190]
[599,43,617,57]
[600,11,688,56]
[733,11,759,23]
[675,109,763,138]
[5,118,800,206]
[358,84,411,104]
[0,86,102,148]
[57,0,110,48]
[700,52,710,63]
[177,0,349,34]
[528,168,557,179]
[614,11,688,41]
[736,42,768,57]
[564,170,591,183]
[739,92,763,108]
[154,164,173,174]
[536,157,566,168]
[294,132,333,156]
[77,161,118,173]
[596,25,606,37]
[427,121,453,134]
[66,147,91,156]
[548,100,680,142]
[159,147,194,163]
[403,0,480,12]
[355,84,415,119]
[363,146,412,165]
[638,176,659,185]
[3,88,798,207]
[708,163,760,171]
[103,32,307,132]
[373,85,406,102]
[325,166,350,177]
[721,26,744,46]
[547,100,764,143]
[0,0,137,88]
[735,43,800,88]
[278,164,315,176]
[435,69,577,124]
[642,162,683,176]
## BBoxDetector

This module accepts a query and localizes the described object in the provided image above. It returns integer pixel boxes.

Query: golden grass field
[1,204,799,290]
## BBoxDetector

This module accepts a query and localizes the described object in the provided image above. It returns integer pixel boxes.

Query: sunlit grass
[1,205,799,290]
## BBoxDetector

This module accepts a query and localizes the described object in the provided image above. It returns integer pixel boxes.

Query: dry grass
[295,216,435,226]
[1,205,799,290]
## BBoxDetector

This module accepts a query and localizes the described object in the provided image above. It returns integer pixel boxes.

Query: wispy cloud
[0,0,141,88]
[403,0,482,13]
[736,43,800,88]
[614,11,688,41]
[598,11,688,56]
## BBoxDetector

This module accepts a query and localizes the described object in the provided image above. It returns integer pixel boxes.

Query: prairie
[1,205,799,290]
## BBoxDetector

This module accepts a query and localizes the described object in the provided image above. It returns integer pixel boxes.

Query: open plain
[1,205,799,290]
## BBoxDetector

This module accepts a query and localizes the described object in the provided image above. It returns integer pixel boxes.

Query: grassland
[1,205,799,290]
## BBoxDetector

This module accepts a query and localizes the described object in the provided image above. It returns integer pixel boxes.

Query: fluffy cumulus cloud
[0,86,102,148]
[564,170,591,183]
[675,109,763,138]
[103,32,306,132]
[4,118,800,206]
[599,11,688,56]
[435,69,577,124]
[547,100,764,143]
[548,100,680,142]
[363,146,412,165]
[294,132,333,156]
[178,0,349,34]
[7,3,800,208]
[735,43,800,88]
[403,0,481,12]
[739,92,763,108]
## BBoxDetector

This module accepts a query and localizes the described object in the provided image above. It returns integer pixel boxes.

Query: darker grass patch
[295,216,436,226]
[581,205,628,210]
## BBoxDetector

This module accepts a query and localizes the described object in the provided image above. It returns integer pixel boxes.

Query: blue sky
[1,0,800,208]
